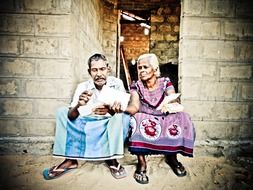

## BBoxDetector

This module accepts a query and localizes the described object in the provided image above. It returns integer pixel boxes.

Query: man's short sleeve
[116,79,125,92]
[107,76,126,92]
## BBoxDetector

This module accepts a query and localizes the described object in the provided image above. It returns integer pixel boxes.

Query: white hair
[137,53,161,77]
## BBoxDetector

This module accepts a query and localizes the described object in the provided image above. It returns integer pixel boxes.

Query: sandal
[134,170,149,184]
[43,164,78,180]
[166,159,187,177]
[106,163,127,179]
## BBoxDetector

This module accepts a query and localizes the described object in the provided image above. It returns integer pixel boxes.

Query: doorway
[118,2,180,92]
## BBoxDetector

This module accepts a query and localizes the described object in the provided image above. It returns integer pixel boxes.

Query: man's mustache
[95,76,106,81]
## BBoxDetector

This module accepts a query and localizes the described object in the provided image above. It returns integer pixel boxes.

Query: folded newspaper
[157,93,184,113]
[78,86,130,116]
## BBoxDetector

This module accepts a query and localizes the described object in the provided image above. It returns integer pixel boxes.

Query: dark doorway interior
[160,63,178,92]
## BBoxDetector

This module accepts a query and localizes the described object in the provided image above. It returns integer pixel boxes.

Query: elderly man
[43,53,130,180]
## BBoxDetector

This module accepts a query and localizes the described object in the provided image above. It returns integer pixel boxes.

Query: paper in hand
[157,93,184,113]
[97,86,130,111]
[77,101,102,116]
[163,102,184,113]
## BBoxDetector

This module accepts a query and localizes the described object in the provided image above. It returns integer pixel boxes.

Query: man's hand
[78,90,93,106]
[110,101,122,113]
[92,104,109,115]
[92,101,122,115]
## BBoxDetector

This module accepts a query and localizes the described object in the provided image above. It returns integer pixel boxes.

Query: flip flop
[43,165,78,180]
[134,170,149,184]
[166,159,187,177]
[106,163,127,179]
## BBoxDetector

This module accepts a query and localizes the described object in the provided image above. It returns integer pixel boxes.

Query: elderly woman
[125,53,195,184]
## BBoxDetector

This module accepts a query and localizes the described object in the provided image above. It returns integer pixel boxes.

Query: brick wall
[121,24,149,62]
[180,0,253,157]
[150,4,180,64]
[0,0,117,154]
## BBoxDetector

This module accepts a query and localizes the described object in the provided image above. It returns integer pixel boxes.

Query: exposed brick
[157,7,163,16]
[0,36,19,55]
[165,34,178,41]
[0,58,35,77]
[156,42,169,49]
[103,32,117,42]
[163,48,178,57]
[151,15,164,23]
[174,5,181,15]
[167,15,179,23]
[173,25,180,33]
[220,65,252,79]
[121,24,149,61]
[151,32,164,41]
[151,25,157,32]
[158,25,171,33]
